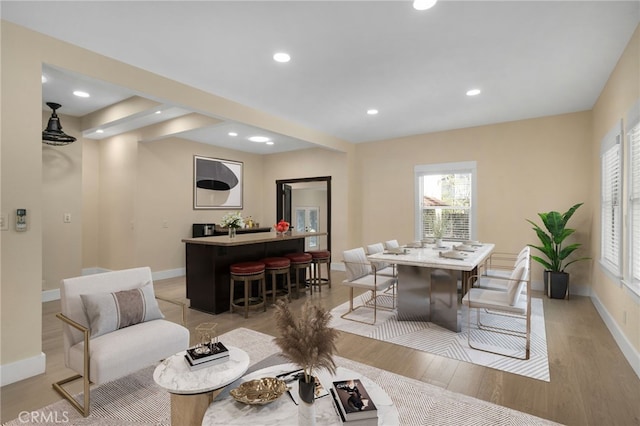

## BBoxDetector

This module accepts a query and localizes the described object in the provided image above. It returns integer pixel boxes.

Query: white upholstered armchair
[53,267,190,416]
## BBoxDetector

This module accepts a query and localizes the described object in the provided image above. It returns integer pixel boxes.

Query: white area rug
[330,294,550,382]
[4,328,558,425]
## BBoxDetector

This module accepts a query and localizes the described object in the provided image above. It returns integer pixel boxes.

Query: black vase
[298,376,315,404]
[544,270,569,299]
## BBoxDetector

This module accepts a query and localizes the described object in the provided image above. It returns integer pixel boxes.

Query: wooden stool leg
[271,270,277,305]
[262,276,267,312]
[326,261,331,288]
[229,278,235,315]
[286,271,291,302]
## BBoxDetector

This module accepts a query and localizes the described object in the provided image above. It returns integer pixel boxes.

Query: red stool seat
[230,261,265,275]
[262,257,291,269]
[307,250,331,259]
[285,253,312,264]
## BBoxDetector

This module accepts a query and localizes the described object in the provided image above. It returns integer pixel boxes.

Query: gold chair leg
[52,373,90,417]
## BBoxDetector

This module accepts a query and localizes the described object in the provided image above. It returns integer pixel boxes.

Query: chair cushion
[284,253,312,264]
[68,319,189,385]
[261,257,291,268]
[230,261,265,274]
[342,248,371,280]
[462,288,527,315]
[307,250,331,259]
[367,243,390,271]
[342,274,395,292]
[384,240,400,249]
[506,265,528,306]
[80,281,164,338]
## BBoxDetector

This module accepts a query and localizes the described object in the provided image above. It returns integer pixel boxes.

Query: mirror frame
[276,176,331,254]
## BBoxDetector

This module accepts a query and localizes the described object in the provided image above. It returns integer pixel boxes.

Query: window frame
[414,161,477,242]
[599,120,624,280]
[624,101,640,297]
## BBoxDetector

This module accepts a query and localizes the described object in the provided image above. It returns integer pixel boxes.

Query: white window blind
[600,122,623,276]
[628,122,640,286]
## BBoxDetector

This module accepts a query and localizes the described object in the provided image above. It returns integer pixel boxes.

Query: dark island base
[185,238,306,314]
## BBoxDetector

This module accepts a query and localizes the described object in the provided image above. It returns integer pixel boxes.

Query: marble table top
[368,242,495,271]
[202,363,399,425]
[153,346,249,395]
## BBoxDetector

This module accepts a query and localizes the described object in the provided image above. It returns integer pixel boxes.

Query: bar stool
[284,252,313,298]
[229,261,266,318]
[261,257,291,304]
[307,250,331,292]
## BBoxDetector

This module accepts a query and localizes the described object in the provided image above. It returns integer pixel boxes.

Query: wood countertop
[182,230,327,246]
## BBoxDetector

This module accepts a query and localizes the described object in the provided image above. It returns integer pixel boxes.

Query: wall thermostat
[16,209,27,232]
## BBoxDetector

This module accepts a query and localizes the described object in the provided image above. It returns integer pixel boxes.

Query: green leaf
[530,255,552,270]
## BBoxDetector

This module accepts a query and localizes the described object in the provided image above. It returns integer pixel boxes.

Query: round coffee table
[202,362,399,425]
[153,346,249,425]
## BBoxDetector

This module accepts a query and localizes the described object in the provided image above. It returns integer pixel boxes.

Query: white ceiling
[3,1,639,154]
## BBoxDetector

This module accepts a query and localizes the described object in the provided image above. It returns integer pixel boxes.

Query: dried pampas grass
[274,300,339,383]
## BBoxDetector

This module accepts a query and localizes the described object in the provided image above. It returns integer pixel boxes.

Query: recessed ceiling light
[155,110,162,114]
[95,129,104,134]
[73,90,90,98]
[466,89,481,96]
[228,132,238,137]
[266,141,275,145]
[413,0,437,11]
[41,75,48,83]
[273,52,291,63]
[367,109,379,115]
[249,136,270,143]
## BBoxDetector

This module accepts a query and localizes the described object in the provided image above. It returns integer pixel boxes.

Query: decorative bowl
[230,377,288,405]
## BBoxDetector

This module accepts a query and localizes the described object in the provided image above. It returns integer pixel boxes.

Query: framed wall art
[193,155,243,209]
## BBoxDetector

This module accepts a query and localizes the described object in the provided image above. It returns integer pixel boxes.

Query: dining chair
[341,247,396,325]
[383,240,400,250]
[462,263,531,360]
[477,246,530,293]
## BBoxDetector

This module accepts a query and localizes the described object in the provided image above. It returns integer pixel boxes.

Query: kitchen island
[182,231,326,314]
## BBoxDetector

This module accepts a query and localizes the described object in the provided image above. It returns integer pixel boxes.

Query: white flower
[220,212,244,229]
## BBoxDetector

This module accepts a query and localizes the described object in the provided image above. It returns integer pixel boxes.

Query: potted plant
[274,300,339,425]
[430,214,449,248]
[526,203,590,299]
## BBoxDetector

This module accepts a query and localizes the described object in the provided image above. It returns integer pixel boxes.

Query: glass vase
[228,227,236,238]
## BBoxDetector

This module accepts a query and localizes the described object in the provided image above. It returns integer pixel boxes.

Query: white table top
[202,363,399,425]
[153,346,250,395]
[368,242,494,271]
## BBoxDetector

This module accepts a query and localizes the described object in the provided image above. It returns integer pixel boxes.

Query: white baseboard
[529,279,591,297]
[591,292,640,379]
[41,267,186,302]
[0,352,46,386]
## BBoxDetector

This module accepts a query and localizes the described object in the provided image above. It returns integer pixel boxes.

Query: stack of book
[183,341,229,371]
[330,379,378,425]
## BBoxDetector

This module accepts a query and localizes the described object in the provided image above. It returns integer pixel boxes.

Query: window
[600,121,623,277]
[626,106,640,295]
[414,161,477,241]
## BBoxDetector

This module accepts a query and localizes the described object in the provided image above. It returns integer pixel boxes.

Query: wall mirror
[276,176,331,253]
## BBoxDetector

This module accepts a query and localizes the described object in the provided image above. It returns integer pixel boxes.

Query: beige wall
[135,138,265,272]
[355,112,594,292]
[590,25,640,352]
[42,112,83,291]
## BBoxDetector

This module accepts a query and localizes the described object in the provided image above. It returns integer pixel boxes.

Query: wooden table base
[171,388,223,426]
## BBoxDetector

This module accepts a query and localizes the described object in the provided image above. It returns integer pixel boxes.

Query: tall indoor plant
[526,202,590,299]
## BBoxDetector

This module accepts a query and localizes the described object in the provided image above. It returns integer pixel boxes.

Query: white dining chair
[462,263,531,360]
[341,247,396,325]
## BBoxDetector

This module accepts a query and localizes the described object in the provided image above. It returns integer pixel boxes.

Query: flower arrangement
[220,211,244,229]
[273,300,339,384]
[274,219,290,233]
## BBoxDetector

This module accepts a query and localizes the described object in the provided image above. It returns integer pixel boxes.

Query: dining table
[367,242,494,332]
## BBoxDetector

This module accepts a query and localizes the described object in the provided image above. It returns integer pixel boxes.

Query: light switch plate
[0,212,8,231]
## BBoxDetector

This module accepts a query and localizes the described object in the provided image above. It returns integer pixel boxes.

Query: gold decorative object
[230,377,288,405]
[194,322,218,355]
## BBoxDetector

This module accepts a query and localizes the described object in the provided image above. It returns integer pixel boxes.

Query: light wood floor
[1,271,639,425]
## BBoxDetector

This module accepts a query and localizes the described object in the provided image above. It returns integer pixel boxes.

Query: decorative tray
[230,377,288,405]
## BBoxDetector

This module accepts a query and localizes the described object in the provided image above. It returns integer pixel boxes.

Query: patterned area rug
[4,328,558,425]
[330,294,550,382]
